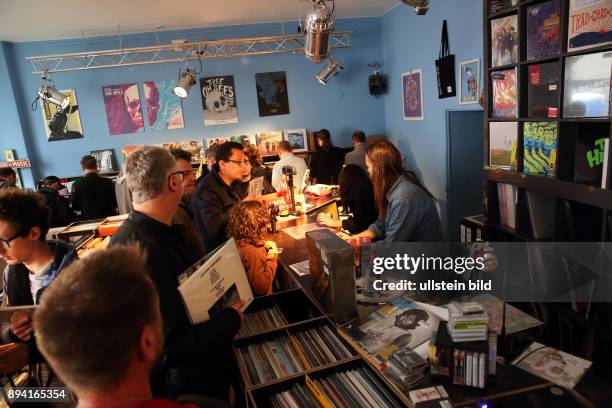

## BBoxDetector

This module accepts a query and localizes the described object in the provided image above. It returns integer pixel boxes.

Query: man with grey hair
[110,146,243,401]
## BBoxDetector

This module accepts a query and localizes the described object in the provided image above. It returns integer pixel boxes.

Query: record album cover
[489,0,518,15]
[489,121,518,169]
[523,122,557,176]
[143,80,184,130]
[526,0,561,60]
[491,15,518,67]
[492,68,517,118]
[528,62,560,118]
[102,83,144,135]
[568,0,612,52]
[256,131,283,157]
[563,52,612,118]
[41,89,84,141]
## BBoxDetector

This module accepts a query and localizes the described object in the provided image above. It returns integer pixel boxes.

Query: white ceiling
[0,0,400,42]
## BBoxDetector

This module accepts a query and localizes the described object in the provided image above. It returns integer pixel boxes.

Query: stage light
[37,85,70,110]
[401,0,430,15]
[304,0,335,64]
[315,57,343,86]
[174,68,196,98]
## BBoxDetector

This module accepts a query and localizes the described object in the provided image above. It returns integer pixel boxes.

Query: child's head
[228,200,270,245]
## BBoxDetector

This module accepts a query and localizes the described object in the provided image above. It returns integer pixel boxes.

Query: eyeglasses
[178,169,196,177]
[0,229,25,250]
[168,170,186,182]
[227,159,252,168]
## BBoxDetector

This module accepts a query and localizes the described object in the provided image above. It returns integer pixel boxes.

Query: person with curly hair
[243,143,275,194]
[228,201,277,296]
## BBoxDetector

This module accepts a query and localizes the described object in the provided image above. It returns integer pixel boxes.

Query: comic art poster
[568,0,612,52]
[255,71,290,116]
[143,80,184,130]
[491,15,518,67]
[102,84,144,135]
[256,131,283,157]
[402,70,424,120]
[41,89,84,141]
[491,68,517,118]
[200,76,238,126]
[526,0,561,60]
[459,59,480,104]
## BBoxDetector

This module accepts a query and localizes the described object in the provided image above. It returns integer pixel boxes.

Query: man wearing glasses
[0,189,77,349]
[169,148,205,259]
[110,146,243,401]
[191,141,253,252]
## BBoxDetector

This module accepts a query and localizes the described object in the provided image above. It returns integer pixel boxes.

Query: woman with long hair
[309,129,344,185]
[317,164,378,234]
[355,140,442,242]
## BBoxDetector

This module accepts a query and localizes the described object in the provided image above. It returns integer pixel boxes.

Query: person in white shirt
[271,141,307,192]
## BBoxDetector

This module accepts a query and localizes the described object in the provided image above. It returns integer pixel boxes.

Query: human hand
[317,213,341,228]
[10,312,33,342]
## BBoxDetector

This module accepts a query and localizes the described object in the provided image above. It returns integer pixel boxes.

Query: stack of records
[383,349,428,392]
[447,302,488,343]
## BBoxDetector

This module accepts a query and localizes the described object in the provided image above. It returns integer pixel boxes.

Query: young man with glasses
[170,148,205,258]
[191,141,253,252]
[0,189,76,349]
[110,146,243,401]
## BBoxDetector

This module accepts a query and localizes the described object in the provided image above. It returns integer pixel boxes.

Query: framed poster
[283,129,308,153]
[256,131,283,157]
[143,80,185,130]
[459,59,480,104]
[90,149,117,174]
[255,71,290,116]
[200,76,238,126]
[102,84,144,135]
[402,69,424,120]
[41,89,84,141]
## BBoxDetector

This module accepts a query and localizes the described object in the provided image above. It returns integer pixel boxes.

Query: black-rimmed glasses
[168,170,186,182]
[227,159,251,168]
[0,230,25,250]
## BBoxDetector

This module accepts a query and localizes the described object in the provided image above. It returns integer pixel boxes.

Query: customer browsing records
[35,245,229,408]
[317,164,378,234]
[110,146,243,401]
[191,142,252,252]
[354,141,442,242]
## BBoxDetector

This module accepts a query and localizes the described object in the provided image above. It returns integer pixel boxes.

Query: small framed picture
[459,59,480,104]
[402,69,424,120]
[283,129,308,153]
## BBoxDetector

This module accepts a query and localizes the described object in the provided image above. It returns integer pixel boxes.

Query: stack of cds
[447,302,488,343]
[383,349,428,391]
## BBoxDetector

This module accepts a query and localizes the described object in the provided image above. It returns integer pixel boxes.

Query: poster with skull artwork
[200,75,239,126]
[102,83,145,135]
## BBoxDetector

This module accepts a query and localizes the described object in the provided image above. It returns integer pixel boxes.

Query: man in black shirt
[38,176,76,227]
[191,142,251,252]
[72,155,117,220]
[110,146,243,401]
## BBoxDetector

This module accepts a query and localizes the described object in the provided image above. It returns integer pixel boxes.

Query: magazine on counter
[178,238,253,324]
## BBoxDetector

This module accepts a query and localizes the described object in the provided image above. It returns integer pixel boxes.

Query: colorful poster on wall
[41,89,84,141]
[102,84,144,135]
[90,149,118,174]
[200,76,238,126]
[205,137,231,149]
[121,145,143,160]
[568,0,612,52]
[459,59,480,104]
[256,131,283,157]
[255,71,290,116]
[402,69,424,120]
[143,80,185,130]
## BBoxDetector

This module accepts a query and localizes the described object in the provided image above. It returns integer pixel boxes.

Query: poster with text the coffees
[200,76,238,126]
[102,84,144,135]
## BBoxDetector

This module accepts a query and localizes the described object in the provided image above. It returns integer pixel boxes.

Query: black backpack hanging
[435,20,456,99]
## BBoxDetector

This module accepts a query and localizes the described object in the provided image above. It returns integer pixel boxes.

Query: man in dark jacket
[110,146,243,401]
[0,188,77,363]
[191,142,251,252]
[38,176,76,227]
[72,155,117,220]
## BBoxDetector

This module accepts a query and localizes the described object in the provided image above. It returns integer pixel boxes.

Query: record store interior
[1,0,612,407]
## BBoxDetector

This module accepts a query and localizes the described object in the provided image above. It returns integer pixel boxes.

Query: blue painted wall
[1,18,384,184]
[381,0,484,230]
